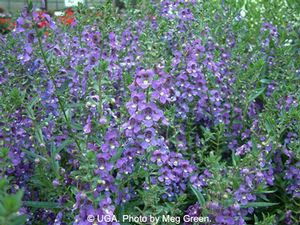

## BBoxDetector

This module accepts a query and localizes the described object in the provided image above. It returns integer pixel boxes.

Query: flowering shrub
[57,8,77,26]
[0,17,14,34]
[0,0,300,224]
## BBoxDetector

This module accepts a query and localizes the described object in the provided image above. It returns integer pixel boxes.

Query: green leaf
[0,203,7,217]
[71,122,83,130]
[264,117,277,137]
[231,150,238,167]
[248,87,265,103]
[240,202,279,208]
[251,137,258,151]
[10,88,24,108]
[23,201,60,209]
[0,148,9,158]
[191,186,206,207]
[21,149,48,162]
[27,0,33,11]
[255,189,277,194]
[56,139,74,154]
[58,79,70,95]
[10,215,27,225]
[34,127,44,145]
[50,143,60,177]
[86,151,96,161]
[2,190,23,213]
[0,179,8,191]
[260,79,271,84]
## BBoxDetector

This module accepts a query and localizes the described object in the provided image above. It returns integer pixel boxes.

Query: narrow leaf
[248,87,265,103]
[23,201,60,209]
[191,186,206,206]
[240,202,279,208]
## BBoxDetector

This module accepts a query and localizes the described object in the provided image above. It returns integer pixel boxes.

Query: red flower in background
[0,17,15,33]
[35,10,50,28]
[58,8,76,26]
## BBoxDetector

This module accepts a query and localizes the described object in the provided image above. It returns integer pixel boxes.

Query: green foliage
[0,179,26,225]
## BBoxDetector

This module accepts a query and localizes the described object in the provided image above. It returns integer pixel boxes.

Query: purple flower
[15,17,26,33]
[126,92,146,114]
[122,117,141,137]
[136,69,155,89]
[151,87,170,104]
[158,168,175,185]
[151,150,169,166]
[139,128,157,149]
[52,179,60,187]
[234,185,256,205]
[88,52,99,66]
[96,153,113,174]
[83,116,92,134]
[186,60,198,74]
[235,141,252,156]
[116,158,133,175]
[101,129,119,156]
[190,169,212,189]
[140,103,164,127]
[184,203,201,225]
[179,8,194,21]
[179,160,194,178]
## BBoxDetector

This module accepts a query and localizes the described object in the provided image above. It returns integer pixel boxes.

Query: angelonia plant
[0,0,299,224]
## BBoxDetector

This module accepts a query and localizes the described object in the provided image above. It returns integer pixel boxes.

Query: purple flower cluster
[260,22,279,49]
[207,201,246,225]
[151,151,195,200]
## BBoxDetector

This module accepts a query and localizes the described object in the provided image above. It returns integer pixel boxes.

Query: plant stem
[146,86,150,103]
[98,71,103,118]
[33,24,82,152]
